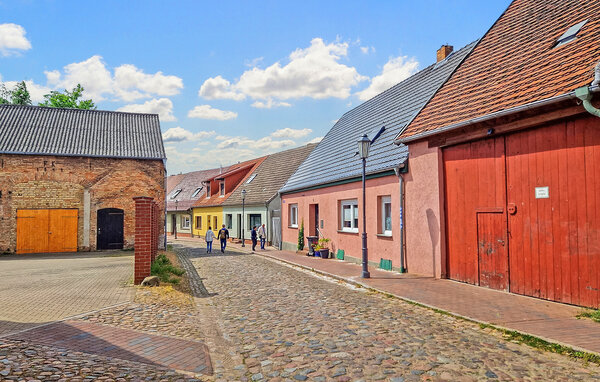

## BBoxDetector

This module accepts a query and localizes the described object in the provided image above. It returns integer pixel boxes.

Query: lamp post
[241,189,247,247]
[174,200,178,240]
[358,134,371,278]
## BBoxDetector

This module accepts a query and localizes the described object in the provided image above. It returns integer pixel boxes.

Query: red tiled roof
[166,167,230,211]
[400,0,600,140]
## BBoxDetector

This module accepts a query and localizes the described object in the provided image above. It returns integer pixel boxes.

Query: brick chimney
[437,45,454,62]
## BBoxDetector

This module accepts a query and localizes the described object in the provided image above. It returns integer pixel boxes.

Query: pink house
[279,42,475,272]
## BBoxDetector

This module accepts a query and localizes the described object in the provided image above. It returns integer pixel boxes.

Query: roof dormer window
[170,189,181,199]
[219,181,225,197]
[206,184,211,198]
[191,187,203,197]
[555,20,587,48]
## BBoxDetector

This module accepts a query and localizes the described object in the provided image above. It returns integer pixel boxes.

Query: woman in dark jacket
[251,226,258,252]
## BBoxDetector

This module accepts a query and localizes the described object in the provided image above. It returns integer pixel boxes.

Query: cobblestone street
[181,243,600,382]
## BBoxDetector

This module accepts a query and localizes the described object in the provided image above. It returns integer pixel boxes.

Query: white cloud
[118,98,176,121]
[198,38,367,105]
[307,136,323,144]
[44,55,183,102]
[187,105,237,120]
[356,55,419,101]
[217,136,295,151]
[0,24,31,56]
[162,126,216,143]
[360,46,375,55]
[271,128,312,139]
[251,99,291,109]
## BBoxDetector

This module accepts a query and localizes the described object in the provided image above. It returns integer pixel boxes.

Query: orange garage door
[17,209,78,254]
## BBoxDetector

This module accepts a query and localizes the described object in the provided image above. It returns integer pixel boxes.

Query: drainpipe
[575,61,600,118]
[394,161,408,273]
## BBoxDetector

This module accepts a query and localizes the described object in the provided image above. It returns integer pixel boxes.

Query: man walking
[258,223,266,250]
[251,226,258,252]
[205,226,215,254]
[218,224,229,253]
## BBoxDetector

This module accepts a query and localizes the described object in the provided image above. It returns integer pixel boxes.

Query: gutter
[575,63,600,117]
[395,91,581,145]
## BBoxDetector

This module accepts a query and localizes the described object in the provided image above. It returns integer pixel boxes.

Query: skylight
[170,189,181,199]
[555,20,587,48]
[246,174,257,184]
[191,187,203,197]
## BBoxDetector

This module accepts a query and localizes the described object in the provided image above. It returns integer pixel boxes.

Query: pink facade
[403,141,446,278]
[281,175,403,269]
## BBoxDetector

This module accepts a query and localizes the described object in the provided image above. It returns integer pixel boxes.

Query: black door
[314,205,319,236]
[97,208,124,250]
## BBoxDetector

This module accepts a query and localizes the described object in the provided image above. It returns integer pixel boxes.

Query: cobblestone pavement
[179,243,600,382]
[0,252,134,336]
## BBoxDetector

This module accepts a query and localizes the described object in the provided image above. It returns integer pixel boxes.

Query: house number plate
[535,186,549,199]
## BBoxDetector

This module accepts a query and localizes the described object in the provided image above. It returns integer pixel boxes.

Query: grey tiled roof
[223,144,317,206]
[0,104,166,159]
[167,167,230,211]
[279,41,477,194]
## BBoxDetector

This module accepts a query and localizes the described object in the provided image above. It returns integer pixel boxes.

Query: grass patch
[151,253,185,285]
[577,309,600,323]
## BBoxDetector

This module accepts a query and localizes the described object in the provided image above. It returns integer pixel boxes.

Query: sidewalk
[170,237,600,355]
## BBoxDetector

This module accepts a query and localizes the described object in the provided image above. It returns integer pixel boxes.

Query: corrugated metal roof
[279,41,477,194]
[0,104,166,160]
[223,143,317,206]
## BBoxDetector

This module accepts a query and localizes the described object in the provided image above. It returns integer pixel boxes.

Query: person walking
[258,223,266,250]
[205,226,215,254]
[218,224,229,253]
[251,226,258,252]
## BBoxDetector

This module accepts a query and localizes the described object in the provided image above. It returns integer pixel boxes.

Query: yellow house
[192,205,223,237]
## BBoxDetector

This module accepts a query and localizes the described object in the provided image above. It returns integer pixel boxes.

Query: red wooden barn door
[443,136,508,289]
[506,118,600,307]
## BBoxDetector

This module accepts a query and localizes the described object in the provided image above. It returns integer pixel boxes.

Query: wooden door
[48,209,78,252]
[16,209,49,254]
[443,136,507,287]
[506,118,600,307]
[477,212,508,291]
[97,208,124,250]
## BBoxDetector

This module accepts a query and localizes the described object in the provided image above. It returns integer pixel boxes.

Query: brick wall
[0,154,166,253]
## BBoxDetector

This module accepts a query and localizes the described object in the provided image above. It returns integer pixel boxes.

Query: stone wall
[0,154,165,253]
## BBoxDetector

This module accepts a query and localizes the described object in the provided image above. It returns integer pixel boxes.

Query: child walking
[205,226,215,254]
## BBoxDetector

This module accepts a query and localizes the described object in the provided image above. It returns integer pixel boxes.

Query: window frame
[195,216,202,230]
[206,183,211,199]
[191,187,203,198]
[219,180,225,197]
[380,195,392,236]
[226,214,233,229]
[340,199,359,233]
[181,215,191,229]
[249,214,262,229]
[289,204,298,228]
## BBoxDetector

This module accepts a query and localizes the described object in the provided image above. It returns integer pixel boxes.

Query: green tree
[40,84,96,110]
[298,219,305,251]
[0,81,32,105]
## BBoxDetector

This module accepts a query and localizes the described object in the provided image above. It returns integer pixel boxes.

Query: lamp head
[358,134,371,159]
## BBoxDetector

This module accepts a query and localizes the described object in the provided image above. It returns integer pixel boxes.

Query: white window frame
[340,199,359,233]
[191,187,203,198]
[206,183,211,199]
[181,215,191,229]
[289,204,298,228]
[381,196,392,236]
[219,181,225,197]
[170,189,181,199]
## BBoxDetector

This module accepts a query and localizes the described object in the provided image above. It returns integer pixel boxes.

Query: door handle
[507,203,517,215]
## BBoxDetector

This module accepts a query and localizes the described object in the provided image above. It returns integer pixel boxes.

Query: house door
[97,208,124,250]
[272,217,281,247]
[16,209,78,254]
[237,214,242,237]
[171,214,176,234]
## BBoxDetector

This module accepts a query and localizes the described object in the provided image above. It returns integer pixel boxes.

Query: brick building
[0,104,166,254]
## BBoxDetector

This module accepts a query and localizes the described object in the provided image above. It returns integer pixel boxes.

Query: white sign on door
[535,186,549,199]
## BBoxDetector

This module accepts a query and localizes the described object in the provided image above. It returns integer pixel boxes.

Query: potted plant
[317,238,330,259]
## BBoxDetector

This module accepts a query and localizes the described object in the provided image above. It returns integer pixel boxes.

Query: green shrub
[151,254,185,284]
[298,219,305,250]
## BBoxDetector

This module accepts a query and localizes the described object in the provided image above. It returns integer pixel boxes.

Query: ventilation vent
[555,20,587,48]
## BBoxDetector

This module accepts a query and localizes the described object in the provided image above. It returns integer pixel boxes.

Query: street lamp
[241,189,247,247]
[358,134,371,278]
[174,200,178,240]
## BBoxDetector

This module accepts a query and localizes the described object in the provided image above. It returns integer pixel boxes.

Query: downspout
[394,161,408,273]
[163,159,168,250]
[575,61,600,117]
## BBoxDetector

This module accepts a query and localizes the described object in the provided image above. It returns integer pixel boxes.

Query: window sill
[376,233,393,238]
[337,229,359,235]
[288,225,298,229]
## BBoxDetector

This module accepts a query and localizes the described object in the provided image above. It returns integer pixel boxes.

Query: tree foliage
[298,219,305,251]
[0,81,32,105]
[39,84,96,110]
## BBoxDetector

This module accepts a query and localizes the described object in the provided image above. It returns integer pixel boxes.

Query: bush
[298,219,305,250]
[151,253,185,284]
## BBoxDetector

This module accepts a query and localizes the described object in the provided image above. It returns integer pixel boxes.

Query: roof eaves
[0,150,166,161]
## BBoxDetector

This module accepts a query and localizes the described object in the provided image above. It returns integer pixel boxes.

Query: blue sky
[0,1,509,174]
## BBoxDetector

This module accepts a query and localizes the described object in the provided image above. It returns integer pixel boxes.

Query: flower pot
[314,250,321,257]
[320,249,330,259]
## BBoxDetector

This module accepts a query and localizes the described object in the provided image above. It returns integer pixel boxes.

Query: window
[170,189,181,199]
[289,204,298,227]
[249,214,261,229]
[555,20,587,48]
[181,215,191,229]
[191,187,203,198]
[246,174,257,184]
[219,181,225,197]
[195,216,202,229]
[206,184,211,198]
[340,199,359,232]
[380,196,392,235]
[226,214,233,229]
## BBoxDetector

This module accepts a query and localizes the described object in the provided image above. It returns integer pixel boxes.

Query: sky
[0,1,510,174]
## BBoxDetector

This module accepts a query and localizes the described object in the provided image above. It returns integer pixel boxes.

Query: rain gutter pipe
[394,162,408,273]
[575,61,600,118]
